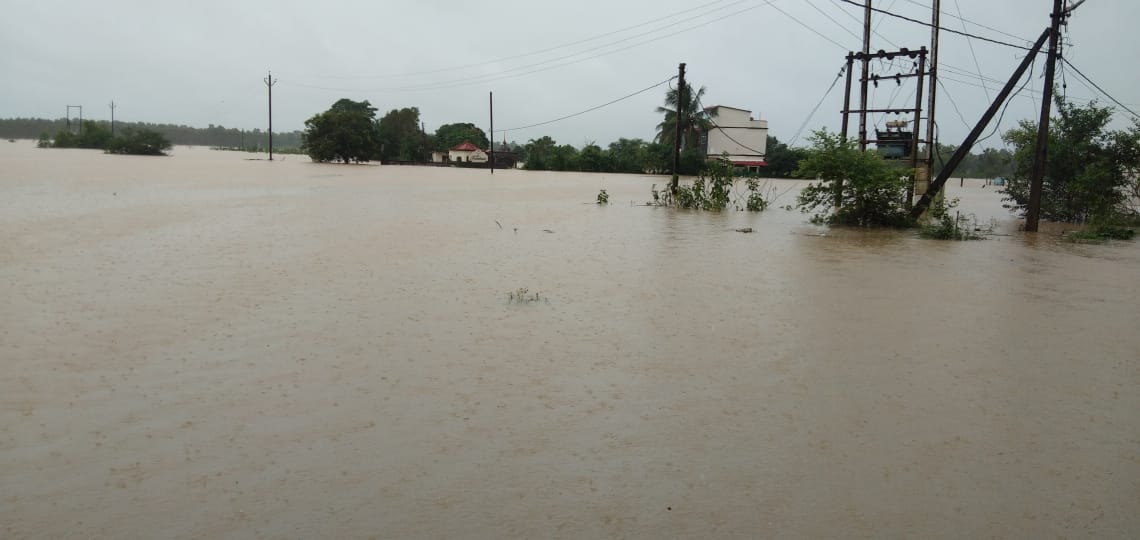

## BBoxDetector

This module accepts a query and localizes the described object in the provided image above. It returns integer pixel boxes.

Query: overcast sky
[2,0,1136,149]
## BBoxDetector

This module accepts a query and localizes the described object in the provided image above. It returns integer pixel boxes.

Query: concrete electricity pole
[1024,0,1066,232]
[109,101,117,137]
[858,0,871,151]
[264,71,277,161]
[670,62,686,193]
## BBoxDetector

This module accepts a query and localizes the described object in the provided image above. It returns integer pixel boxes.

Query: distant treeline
[0,118,303,149]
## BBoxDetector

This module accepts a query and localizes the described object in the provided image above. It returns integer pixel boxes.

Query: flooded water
[2,142,1138,539]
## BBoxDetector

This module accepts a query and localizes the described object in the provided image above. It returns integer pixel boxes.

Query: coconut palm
[655,82,711,151]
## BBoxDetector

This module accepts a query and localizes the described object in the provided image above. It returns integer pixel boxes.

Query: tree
[606,138,649,174]
[435,122,488,151]
[795,130,911,227]
[764,135,807,178]
[523,136,557,170]
[655,82,711,151]
[1001,96,1140,223]
[105,128,172,155]
[377,107,425,162]
[302,98,381,163]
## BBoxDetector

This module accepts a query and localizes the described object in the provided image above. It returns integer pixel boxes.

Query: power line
[804,0,862,44]
[790,65,848,145]
[1061,59,1140,120]
[285,1,776,94]
[897,0,1033,45]
[304,0,739,81]
[770,2,851,50]
[499,77,676,133]
[834,0,1032,51]
[952,0,990,101]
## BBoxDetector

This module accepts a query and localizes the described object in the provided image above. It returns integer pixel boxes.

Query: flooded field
[2,142,1137,539]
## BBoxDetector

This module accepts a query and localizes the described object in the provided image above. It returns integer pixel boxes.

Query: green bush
[106,128,172,155]
[794,130,913,227]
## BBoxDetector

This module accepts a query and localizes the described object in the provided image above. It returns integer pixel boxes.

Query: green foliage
[653,155,769,212]
[522,136,557,170]
[302,98,381,163]
[596,189,609,205]
[655,82,710,151]
[36,132,50,148]
[1067,225,1136,243]
[1001,96,1140,223]
[764,135,807,178]
[0,117,303,148]
[105,128,172,155]
[794,130,912,227]
[918,197,986,240]
[932,144,1014,178]
[377,107,426,162]
[435,122,488,151]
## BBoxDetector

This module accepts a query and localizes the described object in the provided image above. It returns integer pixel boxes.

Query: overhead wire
[790,64,848,146]
[499,76,676,133]
[304,0,740,81]
[1061,59,1140,120]
[952,0,990,101]
[834,0,1033,51]
[284,0,777,94]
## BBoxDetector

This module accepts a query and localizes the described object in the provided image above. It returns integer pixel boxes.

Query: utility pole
[671,62,686,193]
[912,28,1051,218]
[1024,0,1065,232]
[264,71,277,161]
[109,101,116,137]
[489,91,494,175]
[922,0,941,201]
[858,0,872,151]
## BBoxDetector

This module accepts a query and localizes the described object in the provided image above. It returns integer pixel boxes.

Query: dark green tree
[302,99,381,163]
[377,107,425,162]
[523,136,557,170]
[551,144,580,171]
[106,128,172,155]
[606,138,649,174]
[764,135,807,178]
[655,82,711,151]
[1001,96,1140,223]
[795,130,911,227]
[435,122,488,151]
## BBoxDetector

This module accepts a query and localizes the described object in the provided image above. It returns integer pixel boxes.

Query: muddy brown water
[2,142,1137,539]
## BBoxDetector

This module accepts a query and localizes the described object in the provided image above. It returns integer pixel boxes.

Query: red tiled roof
[731,160,768,167]
[450,141,479,151]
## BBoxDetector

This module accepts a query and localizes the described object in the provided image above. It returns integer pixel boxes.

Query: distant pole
[858,0,871,151]
[841,53,854,142]
[671,62,686,193]
[67,105,82,134]
[1025,0,1064,232]
[264,71,277,161]
[489,91,494,175]
[109,101,116,137]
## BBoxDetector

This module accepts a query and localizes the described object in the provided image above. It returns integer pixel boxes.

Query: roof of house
[731,160,768,167]
[703,105,753,114]
[450,141,480,151]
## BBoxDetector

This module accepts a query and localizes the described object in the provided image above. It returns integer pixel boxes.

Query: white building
[701,105,769,173]
[447,141,487,163]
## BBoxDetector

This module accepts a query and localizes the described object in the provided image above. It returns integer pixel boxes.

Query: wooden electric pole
[109,101,117,137]
[264,71,277,161]
[1024,0,1065,232]
[670,62,686,194]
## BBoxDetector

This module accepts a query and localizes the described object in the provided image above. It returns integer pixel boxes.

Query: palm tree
[655,83,711,151]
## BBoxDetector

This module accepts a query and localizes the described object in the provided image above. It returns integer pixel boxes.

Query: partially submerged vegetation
[794,130,912,228]
[648,156,771,212]
[39,120,171,156]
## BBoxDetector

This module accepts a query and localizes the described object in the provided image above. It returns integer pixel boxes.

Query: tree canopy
[377,107,429,162]
[435,123,488,151]
[302,98,381,163]
[655,82,711,151]
[1001,96,1140,223]
[795,129,911,227]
